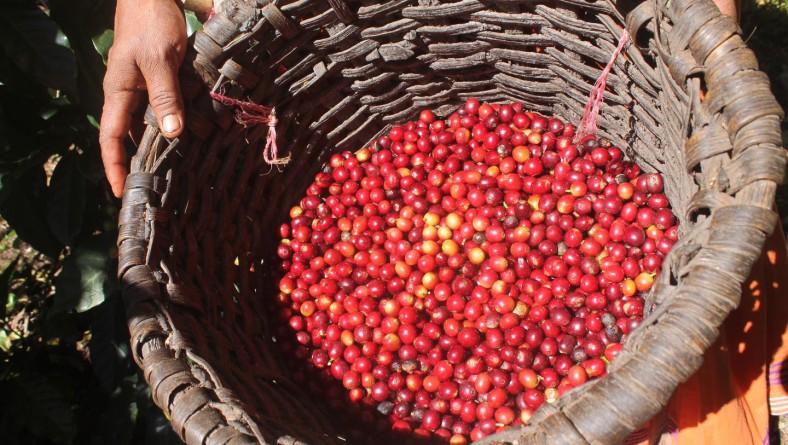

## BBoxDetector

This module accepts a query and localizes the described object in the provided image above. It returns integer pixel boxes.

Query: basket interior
[121,0,785,443]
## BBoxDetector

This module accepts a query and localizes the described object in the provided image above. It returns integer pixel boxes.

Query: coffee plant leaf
[47,151,86,247]
[0,4,77,94]
[53,235,117,314]
[3,371,78,444]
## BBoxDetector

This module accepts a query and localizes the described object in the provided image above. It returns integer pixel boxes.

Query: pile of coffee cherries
[274,99,677,444]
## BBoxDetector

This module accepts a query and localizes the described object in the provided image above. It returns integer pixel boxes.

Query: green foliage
[0,0,182,443]
[46,152,86,247]
[91,29,113,65]
[52,233,118,314]
[3,370,78,443]
[0,256,19,320]
[0,5,77,95]
[741,0,788,115]
[185,10,204,37]
[0,169,64,257]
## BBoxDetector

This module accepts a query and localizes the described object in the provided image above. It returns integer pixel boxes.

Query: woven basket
[117,0,786,443]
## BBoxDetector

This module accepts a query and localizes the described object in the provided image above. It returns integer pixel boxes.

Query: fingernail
[162,114,181,134]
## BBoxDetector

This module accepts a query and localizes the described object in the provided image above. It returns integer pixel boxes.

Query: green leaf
[86,113,99,129]
[74,372,139,445]
[0,169,63,257]
[3,372,78,443]
[0,329,12,352]
[0,255,19,318]
[185,10,203,37]
[53,234,117,314]
[94,375,139,445]
[47,152,86,247]
[0,90,85,177]
[141,401,183,445]
[0,99,7,152]
[40,310,80,343]
[83,295,124,390]
[0,4,77,94]
[76,139,108,185]
[91,28,113,65]
[49,0,115,120]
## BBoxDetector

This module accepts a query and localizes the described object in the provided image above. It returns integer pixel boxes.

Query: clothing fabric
[627,224,788,445]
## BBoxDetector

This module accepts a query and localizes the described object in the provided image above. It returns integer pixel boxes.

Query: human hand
[99,0,187,198]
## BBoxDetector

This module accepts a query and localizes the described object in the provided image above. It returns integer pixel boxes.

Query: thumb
[140,58,184,138]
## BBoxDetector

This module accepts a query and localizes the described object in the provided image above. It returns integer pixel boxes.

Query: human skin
[99,0,187,198]
[98,0,740,197]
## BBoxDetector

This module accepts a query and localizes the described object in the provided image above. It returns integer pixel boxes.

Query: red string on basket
[574,29,630,144]
[209,91,286,165]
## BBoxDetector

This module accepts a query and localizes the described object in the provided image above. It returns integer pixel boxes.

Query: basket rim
[117,0,787,443]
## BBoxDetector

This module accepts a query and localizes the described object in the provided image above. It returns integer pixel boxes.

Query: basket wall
[117,0,786,443]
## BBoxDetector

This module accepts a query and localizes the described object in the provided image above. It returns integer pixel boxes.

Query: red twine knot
[574,28,630,144]
[209,90,289,166]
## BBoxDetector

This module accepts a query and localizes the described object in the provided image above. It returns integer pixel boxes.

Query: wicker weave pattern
[118,0,786,443]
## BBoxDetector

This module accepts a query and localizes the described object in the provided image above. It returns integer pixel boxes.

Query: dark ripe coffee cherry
[657,236,675,255]
[531,353,549,372]
[605,325,623,343]
[548,118,565,134]
[453,420,472,437]
[372,381,391,402]
[621,257,639,279]
[463,98,481,116]
[553,354,574,376]
[542,151,560,169]
[422,410,441,431]
[631,190,647,207]
[654,208,675,230]
[584,339,604,357]
[642,254,663,273]
[540,319,561,339]
[457,327,481,348]
[648,193,669,209]
[570,347,588,363]
[540,368,560,388]
[549,307,571,326]
[624,225,645,247]
[540,337,558,357]
[522,388,546,409]
[586,313,604,332]
[644,173,664,193]
[567,317,587,337]
[590,147,610,166]
[497,104,514,123]
[558,334,577,355]
[623,162,641,179]
[642,237,658,254]
[583,358,607,377]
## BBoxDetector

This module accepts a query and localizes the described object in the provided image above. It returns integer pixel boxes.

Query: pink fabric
[209,91,284,165]
[574,29,630,144]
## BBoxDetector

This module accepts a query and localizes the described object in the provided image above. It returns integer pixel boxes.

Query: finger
[100,90,135,198]
[139,48,185,139]
[129,94,147,145]
[100,66,142,198]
